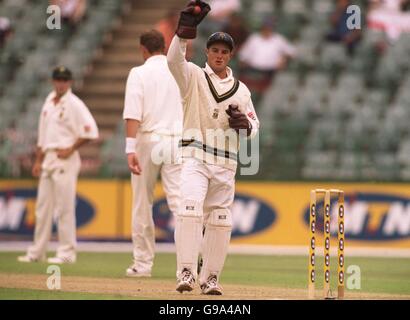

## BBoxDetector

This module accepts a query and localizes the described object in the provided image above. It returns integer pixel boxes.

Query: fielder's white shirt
[239,33,296,70]
[123,55,183,135]
[37,88,99,151]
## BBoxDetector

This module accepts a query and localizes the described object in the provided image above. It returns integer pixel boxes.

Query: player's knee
[207,209,232,230]
[178,199,203,218]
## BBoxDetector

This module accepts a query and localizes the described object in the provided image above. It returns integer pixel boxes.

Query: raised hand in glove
[226,104,252,136]
[176,0,211,39]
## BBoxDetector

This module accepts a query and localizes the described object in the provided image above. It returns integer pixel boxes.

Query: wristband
[125,137,137,154]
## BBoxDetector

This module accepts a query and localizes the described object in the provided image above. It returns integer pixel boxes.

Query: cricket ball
[193,5,201,15]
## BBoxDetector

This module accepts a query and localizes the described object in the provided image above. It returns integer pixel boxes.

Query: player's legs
[161,163,181,214]
[200,165,236,294]
[161,162,181,273]
[54,156,80,263]
[175,158,209,292]
[24,172,54,261]
[129,138,161,275]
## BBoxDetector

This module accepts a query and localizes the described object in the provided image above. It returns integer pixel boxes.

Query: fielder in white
[123,30,182,277]
[18,66,99,264]
[168,1,259,295]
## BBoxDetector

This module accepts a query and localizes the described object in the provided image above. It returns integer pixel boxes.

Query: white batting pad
[175,199,203,277]
[199,209,232,284]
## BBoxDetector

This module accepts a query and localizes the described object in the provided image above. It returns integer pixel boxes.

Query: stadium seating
[1,0,409,182]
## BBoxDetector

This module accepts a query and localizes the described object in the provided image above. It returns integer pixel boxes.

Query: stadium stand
[0,0,409,182]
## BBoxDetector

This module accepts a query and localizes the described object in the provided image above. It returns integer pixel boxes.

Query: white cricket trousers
[175,158,236,280]
[131,133,180,272]
[27,151,80,260]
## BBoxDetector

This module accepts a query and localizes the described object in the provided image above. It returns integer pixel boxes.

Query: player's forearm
[247,122,259,139]
[125,119,140,154]
[167,35,190,95]
[72,138,91,151]
[125,119,140,138]
[246,103,260,140]
[34,147,45,164]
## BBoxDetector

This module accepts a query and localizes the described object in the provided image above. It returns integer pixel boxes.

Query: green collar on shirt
[203,71,240,103]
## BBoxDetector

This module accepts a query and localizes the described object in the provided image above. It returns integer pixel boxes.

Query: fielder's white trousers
[130,133,180,272]
[27,151,80,260]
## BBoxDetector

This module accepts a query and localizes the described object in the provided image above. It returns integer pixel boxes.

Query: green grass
[1,252,410,299]
[0,288,141,300]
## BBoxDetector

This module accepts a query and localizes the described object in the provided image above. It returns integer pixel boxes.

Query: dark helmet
[206,32,235,51]
[52,66,73,80]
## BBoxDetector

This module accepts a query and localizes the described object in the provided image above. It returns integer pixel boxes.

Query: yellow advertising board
[1,180,410,248]
[233,182,410,248]
[0,180,120,239]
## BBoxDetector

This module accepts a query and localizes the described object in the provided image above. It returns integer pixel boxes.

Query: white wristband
[125,137,137,154]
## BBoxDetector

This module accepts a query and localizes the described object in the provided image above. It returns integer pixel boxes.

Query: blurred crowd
[0,16,12,48]
[367,0,410,41]
[2,0,410,178]
[150,0,410,102]
[49,0,88,26]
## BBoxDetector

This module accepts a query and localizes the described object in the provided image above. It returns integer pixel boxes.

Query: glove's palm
[226,105,252,135]
[177,0,211,39]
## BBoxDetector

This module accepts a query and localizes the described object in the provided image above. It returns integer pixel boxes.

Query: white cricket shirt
[37,89,99,151]
[123,54,183,135]
[239,33,296,70]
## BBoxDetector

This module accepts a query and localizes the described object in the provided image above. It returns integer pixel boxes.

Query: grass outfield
[0,252,409,299]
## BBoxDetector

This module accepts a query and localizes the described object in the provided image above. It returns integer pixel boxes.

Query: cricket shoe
[200,274,223,295]
[47,256,76,264]
[126,265,152,278]
[176,268,196,293]
[17,255,44,263]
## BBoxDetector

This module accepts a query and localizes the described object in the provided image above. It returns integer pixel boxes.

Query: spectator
[155,8,194,60]
[222,12,249,51]
[238,17,296,95]
[0,17,12,48]
[369,0,409,12]
[326,0,362,55]
[368,0,410,42]
[200,0,241,34]
[208,0,241,22]
[49,0,87,26]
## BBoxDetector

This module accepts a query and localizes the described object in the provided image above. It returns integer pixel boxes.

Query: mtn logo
[304,192,410,240]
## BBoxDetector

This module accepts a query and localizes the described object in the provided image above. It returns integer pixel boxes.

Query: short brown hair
[140,30,165,54]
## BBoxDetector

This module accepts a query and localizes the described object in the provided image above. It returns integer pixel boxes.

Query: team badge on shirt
[247,111,256,120]
[212,108,219,119]
[59,108,65,119]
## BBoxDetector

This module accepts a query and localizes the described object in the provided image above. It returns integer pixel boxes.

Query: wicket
[308,189,345,300]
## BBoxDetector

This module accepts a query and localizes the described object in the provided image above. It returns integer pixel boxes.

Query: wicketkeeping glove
[176,0,211,39]
[226,105,252,136]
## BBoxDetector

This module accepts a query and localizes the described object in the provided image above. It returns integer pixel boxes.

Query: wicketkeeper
[167,0,259,295]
